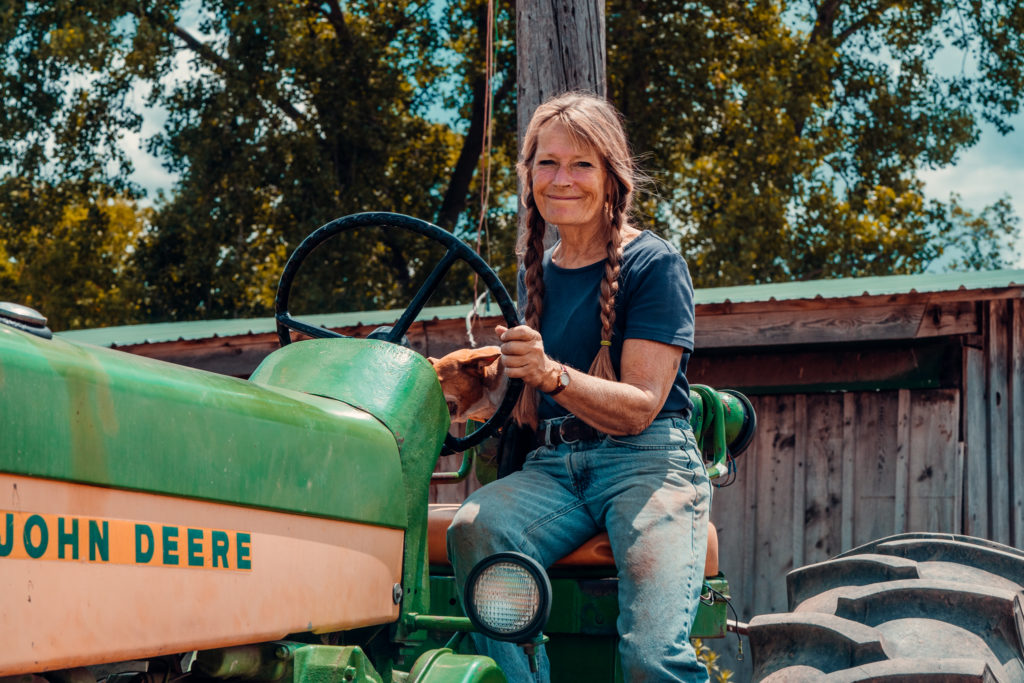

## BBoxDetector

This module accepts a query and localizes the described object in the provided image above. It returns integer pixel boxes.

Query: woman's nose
[553,164,572,186]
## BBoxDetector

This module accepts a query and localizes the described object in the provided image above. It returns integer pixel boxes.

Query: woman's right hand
[495,324,560,392]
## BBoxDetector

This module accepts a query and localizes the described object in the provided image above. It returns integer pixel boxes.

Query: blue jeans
[447,416,711,683]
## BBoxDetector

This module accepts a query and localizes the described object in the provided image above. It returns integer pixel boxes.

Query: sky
[919,115,1024,268]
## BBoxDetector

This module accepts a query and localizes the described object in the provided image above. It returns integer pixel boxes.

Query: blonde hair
[513,92,638,428]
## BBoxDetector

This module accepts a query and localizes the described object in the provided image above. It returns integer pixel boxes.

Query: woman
[447,92,710,683]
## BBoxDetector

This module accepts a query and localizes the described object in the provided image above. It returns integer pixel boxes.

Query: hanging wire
[467,0,496,346]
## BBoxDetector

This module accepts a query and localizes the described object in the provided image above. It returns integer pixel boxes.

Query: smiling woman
[447,92,709,683]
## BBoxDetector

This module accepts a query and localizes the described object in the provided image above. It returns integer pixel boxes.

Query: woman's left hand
[495,324,559,391]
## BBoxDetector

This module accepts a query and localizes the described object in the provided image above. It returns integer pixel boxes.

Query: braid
[512,201,547,429]
[587,203,625,381]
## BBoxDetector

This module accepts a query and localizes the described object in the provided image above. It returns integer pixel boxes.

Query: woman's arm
[496,324,683,435]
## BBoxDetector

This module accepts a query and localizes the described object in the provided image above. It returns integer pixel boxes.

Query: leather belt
[535,410,689,449]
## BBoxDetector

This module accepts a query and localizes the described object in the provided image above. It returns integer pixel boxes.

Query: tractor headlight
[463,552,552,642]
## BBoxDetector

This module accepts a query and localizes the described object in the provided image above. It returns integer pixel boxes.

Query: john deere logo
[0,511,251,571]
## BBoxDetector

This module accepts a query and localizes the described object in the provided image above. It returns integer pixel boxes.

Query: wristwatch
[545,364,571,396]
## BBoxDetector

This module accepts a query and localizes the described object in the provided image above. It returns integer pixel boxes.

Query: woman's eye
[537,159,555,166]
[576,161,594,168]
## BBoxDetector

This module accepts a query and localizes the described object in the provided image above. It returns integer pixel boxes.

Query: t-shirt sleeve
[622,248,695,352]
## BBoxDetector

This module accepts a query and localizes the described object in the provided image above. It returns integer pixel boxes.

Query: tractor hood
[0,325,446,528]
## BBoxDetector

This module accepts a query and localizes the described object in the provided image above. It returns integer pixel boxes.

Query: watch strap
[546,364,569,396]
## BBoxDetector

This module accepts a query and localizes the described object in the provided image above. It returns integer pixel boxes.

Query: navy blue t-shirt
[518,231,695,421]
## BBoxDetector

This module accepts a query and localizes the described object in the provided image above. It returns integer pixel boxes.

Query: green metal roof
[693,267,1024,305]
[57,269,1024,348]
[56,302,491,348]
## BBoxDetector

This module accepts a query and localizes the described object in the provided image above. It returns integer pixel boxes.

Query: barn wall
[963,298,1024,546]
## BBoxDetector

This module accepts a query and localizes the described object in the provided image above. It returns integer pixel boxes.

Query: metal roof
[56,302,486,348]
[693,267,1024,305]
[57,268,1024,348]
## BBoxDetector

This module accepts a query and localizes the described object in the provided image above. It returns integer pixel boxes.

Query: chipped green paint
[250,338,450,618]
[0,326,409,527]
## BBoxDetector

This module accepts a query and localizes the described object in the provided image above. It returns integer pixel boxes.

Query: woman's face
[531,121,608,235]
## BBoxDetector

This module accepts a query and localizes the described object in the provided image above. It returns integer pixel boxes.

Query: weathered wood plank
[688,340,961,393]
[792,395,807,569]
[695,304,929,348]
[841,394,856,551]
[916,301,979,338]
[1012,299,1024,548]
[988,300,1011,545]
[895,389,911,534]
[907,390,960,532]
[851,392,899,546]
[801,393,844,564]
[962,344,989,537]
[692,299,979,349]
[738,395,768,622]
[753,395,796,616]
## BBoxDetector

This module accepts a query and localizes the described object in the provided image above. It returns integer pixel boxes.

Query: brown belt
[535,410,688,448]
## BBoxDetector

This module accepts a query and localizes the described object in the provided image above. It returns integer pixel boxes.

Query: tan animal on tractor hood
[428,346,505,425]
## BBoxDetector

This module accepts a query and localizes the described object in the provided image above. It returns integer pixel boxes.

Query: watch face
[559,368,570,387]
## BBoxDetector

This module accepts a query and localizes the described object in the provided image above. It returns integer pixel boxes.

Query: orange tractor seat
[427,503,719,577]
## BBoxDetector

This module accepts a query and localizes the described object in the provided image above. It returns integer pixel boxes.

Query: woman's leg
[447,446,600,683]
[589,422,712,683]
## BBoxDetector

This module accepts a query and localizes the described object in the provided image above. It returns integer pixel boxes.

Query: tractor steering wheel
[275,212,523,453]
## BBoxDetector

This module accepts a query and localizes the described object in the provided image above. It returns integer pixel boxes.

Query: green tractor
[5,212,1023,682]
[0,213,754,683]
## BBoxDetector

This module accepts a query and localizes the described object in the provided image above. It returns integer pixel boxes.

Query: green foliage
[607,0,1024,286]
[693,638,733,683]
[1,0,516,325]
[0,178,149,330]
[1,0,1022,328]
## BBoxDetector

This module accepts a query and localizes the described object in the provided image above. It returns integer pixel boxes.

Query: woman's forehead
[536,120,599,157]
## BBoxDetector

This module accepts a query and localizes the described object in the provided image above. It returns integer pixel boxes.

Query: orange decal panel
[0,475,405,676]
[0,511,252,570]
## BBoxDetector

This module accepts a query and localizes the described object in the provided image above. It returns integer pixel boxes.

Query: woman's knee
[446,499,517,569]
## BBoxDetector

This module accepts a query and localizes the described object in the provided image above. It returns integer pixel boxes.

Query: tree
[0,0,516,324]
[0,178,149,330]
[606,0,1023,286]
[3,1,1022,330]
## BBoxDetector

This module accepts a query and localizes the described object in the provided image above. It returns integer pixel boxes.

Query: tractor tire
[747,532,1024,682]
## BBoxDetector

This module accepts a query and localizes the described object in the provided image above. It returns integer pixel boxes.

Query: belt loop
[559,420,579,445]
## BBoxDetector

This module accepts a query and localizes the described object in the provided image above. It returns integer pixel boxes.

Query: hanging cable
[467,0,496,345]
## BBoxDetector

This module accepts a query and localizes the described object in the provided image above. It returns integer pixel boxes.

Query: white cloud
[919,115,1024,269]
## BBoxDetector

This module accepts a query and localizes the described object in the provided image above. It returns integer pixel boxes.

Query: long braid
[587,202,625,381]
[512,201,547,429]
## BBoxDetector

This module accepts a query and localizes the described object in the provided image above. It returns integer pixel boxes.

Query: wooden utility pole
[516,0,606,244]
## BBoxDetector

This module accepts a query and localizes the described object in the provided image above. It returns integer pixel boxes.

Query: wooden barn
[60,267,1024,676]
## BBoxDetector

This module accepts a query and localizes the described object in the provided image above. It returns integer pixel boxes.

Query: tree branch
[309,0,349,41]
[436,76,488,231]
[137,7,307,128]
[809,0,843,44]
[834,2,897,47]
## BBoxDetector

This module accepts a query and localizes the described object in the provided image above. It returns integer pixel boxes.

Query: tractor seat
[427,503,719,576]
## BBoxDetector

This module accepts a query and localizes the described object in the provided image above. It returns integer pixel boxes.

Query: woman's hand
[495,324,559,392]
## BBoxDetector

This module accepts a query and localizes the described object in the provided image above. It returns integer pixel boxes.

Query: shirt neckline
[547,230,651,274]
